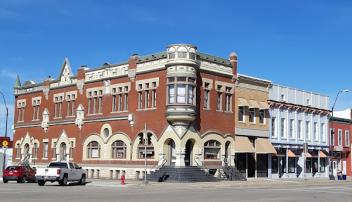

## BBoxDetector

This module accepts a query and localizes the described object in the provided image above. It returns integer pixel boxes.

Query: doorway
[59,142,67,161]
[185,139,194,166]
[165,139,176,166]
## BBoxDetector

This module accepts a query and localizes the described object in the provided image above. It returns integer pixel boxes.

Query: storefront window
[288,157,296,173]
[272,156,278,174]
[312,158,318,173]
[282,157,286,173]
[320,158,326,172]
[305,158,312,173]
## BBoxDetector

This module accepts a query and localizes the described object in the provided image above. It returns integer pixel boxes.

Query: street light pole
[330,89,349,177]
[143,123,148,184]
[0,91,9,174]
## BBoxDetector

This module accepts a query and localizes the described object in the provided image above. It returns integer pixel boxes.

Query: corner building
[12,44,238,179]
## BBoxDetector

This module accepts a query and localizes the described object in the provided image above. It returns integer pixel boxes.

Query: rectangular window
[314,122,318,141]
[345,130,350,146]
[138,92,143,109]
[321,123,325,142]
[320,158,325,172]
[281,118,286,138]
[338,129,342,146]
[124,94,128,111]
[249,108,255,123]
[18,108,25,122]
[289,119,294,139]
[288,158,296,173]
[216,93,222,111]
[152,90,156,108]
[52,142,56,159]
[88,98,92,114]
[32,106,40,120]
[43,142,48,158]
[188,86,194,105]
[177,84,186,103]
[169,85,175,104]
[145,90,150,108]
[224,94,232,112]
[98,97,102,113]
[238,106,245,122]
[118,94,122,111]
[112,95,117,112]
[306,121,310,140]
[330,129,335,145]
[204,90,210,109]
[259,109,265,124]
[271,117,276,137]
[298,120,303,139]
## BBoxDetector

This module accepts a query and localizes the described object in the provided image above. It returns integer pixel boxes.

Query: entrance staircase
[147,166,218,182]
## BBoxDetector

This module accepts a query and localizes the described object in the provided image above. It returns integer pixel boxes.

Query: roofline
[238,73,272,84]
[271,83,329,98]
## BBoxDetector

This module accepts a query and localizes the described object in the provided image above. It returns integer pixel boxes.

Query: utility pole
[143,123,148,184]
[0,91,8,174]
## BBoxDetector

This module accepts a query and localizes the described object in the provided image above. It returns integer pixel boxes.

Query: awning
[255,138,277,154]
[234,136,255,153]
[319,151,328,158]
[249,100,259,108]
[259,101,269,109]
[287,149,296,157]
[304,152,312,158]
[238,98,249,107]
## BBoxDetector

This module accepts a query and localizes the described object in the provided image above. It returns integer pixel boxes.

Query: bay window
[167,76,196,105]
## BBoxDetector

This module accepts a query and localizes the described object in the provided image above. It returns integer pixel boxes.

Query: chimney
[229,52,238,77]
[128,54,139,69]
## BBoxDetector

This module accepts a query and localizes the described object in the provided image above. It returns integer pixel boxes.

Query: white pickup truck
[35,161,87,186]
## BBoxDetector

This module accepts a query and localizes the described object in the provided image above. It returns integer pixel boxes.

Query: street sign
[2,140,8,148]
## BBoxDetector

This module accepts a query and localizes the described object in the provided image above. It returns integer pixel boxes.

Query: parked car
[35,161,87,186]
[3,165,37,183]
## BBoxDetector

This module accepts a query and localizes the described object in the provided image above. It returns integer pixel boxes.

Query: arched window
[87,141,100,158]
[16,143,21,158]
[59,142,67,161]
[204,140,221,160]
[111,140,127,159]
[137,133,154,159]
[23,143,30,158]
[33,143,39,159]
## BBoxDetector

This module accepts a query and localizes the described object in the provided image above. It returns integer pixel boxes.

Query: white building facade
[268,84,330,179]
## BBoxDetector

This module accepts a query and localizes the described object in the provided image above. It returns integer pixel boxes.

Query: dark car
[3,166,36,183]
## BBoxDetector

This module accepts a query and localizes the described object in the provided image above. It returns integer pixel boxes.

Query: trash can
[338,175,342,180]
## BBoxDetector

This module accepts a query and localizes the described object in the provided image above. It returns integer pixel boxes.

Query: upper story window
[136,78,159,110]
[330,128,335,145]
[259,109,265,124]
[224,87,233,112]
[215,81,234,112]
[32,97,41,121]
[167,76,196,105]
[167,46,197,60]
[238,106,245,122]
[271,117,276,138]
[345,130,350,147]
[249,108,255,123]
[53,94,64,118]
[87,89,103,115]
[66,91,77,117]
[280,94,285,101]
[17,99,26,122]
[280,118,286,138]
[313,122,318,141]
[338,129,342,146]
[112,84,130,112]
[321,123,326,142]
[289,119,295,139]
[298,120,303,140]
[306,98,311,106]
[306,121,310,140]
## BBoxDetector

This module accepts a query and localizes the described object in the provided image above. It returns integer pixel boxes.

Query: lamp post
[0,91,9,174]
[330,89,349,177]
[143,123,148,184]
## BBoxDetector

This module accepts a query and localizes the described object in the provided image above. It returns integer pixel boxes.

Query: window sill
[136,108,157,112]
[53,117,62,120]
[111,110,129,114]
[42,158,48,160]
[203,108,211,111]
[32,119,40,122]
[65,116,75,118]
[87,113,103,116]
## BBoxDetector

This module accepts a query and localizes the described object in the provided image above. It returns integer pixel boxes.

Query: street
[0,180,352,202]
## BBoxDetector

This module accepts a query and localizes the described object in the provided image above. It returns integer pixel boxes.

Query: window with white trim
[306,121,310,140]
[271,117,276,138]
[330,128,335,145]
[289,119,295,139]
[345,130,349,147]
[203,82,211,109]
[167,77,195,105]
[87,141,101,158]
[321,123,326,142]
[314,122,318,141]
[298,120,303,139]
[259,109,265,124]
[32,97,41,121]
[249,108,255,123]
[66,92,76,117]
[281,118,286,138]
[136,80,158,110]
[43,142,48,159]
[338,129,342,146]
[87,89,103,114]
[54,95,64,118]
[238,106,245,122]
[17,100,26,122]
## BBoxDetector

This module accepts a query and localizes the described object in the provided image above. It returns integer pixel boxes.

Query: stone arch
[82,134,104,160]
[181,129,202,166]
[224,136,235,166]
[56,130,70,157]
[132,130,158,160]
[201,132,227,161]
[106,132,132,160]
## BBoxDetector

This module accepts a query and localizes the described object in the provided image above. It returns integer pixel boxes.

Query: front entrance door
[185,139,194,166]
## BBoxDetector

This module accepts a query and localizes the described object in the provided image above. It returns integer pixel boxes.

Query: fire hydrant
[121,171,126,185]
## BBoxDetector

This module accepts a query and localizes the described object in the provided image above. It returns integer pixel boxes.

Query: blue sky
[1,0,352,138]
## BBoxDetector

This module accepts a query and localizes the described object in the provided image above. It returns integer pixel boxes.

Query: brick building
[12,44,238,179]
[329,109,352,179]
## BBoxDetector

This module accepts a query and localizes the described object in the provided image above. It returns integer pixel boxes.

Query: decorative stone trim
[17,99,26,108]
[135,77,159,91]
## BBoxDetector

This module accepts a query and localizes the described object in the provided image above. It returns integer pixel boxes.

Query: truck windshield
[48,162,68,168]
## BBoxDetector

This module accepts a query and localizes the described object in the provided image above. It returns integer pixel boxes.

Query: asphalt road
[0,180,352,202]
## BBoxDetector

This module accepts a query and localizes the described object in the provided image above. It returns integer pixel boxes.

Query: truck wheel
[79,175,86,185]
[59,176,68,186]
[38,180,45,186]
[3,179,8,183]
